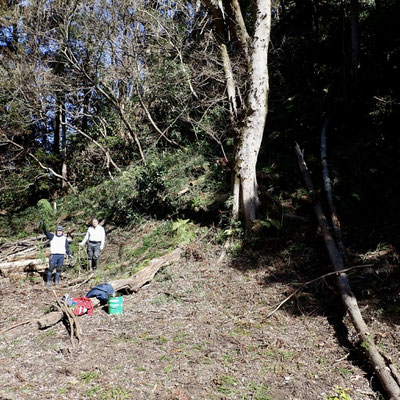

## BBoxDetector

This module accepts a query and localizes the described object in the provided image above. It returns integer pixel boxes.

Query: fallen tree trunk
[0,235,46,249]
[0,248,50,264]
[0,235,48,263]
[37,247,183,329]
[295,143,400,400]
[0,246,37,262]
[0,259,45,277]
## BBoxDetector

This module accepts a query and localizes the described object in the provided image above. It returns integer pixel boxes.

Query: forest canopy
[0,0,399,240]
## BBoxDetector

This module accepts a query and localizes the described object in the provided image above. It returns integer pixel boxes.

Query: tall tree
[203,0,272,227]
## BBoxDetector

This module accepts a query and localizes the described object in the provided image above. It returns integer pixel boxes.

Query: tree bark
[202,0,271,228]
[295,143,400,400]
[220,43,238,119]
[232,0,271,226]
[320,117,345,256]
[0,259,45,277]
[61,95,67,190]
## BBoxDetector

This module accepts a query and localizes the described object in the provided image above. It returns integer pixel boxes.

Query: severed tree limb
[52,290,82,347]
[0,235,47,249]
[64,273,95,290]
[62,302,75,348]
[0,259,45,277]
[295,142,400,400]
[0,246,38,263]
[0,320,33,334]
[266,264,374,319]
[37,247,182,329]
[53,291,75,347]
[108,247,183,292]
[68,306,82,344]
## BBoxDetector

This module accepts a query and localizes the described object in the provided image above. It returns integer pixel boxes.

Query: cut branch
[266,264,374,319]
[0,320,33,334]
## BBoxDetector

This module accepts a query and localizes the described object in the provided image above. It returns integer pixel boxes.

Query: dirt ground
[0,236,399,400]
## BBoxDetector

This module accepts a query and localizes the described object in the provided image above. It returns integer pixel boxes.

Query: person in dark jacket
[42,222,72,286]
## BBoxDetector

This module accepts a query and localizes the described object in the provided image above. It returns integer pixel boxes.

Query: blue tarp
[86,283,115,303]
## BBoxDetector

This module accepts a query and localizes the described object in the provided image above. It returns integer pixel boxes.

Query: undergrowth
[0,145,228,240]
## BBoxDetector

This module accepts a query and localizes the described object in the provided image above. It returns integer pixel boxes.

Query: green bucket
[108,295,123,315]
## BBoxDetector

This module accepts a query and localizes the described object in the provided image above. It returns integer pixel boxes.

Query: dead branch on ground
[52,290,82,347]
[0,259,46,277]
[265,264,374,319]
[0,320,33,334]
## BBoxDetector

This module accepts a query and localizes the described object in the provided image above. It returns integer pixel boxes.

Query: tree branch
[3,139,77,194]
[66,123,121,178]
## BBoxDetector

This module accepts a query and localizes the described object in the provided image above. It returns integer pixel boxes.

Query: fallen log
[37,247,183,329]
[108,247,183,291]
[0,235,47,249]
[0,246,37,261]
[0,259,45,277]
[295,142,400,400]
[0,248,50,264]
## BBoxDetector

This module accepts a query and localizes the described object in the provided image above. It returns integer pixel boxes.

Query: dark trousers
[88,242,101,260]
[46,254,64,283]
[48,254,64,273]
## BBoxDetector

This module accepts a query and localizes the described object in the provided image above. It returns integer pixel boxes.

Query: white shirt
[50,235,68,254]
[80,225,106,250]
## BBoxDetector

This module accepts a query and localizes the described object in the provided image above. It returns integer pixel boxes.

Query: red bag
[72,296,94,316]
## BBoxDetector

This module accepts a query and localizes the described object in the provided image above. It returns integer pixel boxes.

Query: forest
[0,0,399,399]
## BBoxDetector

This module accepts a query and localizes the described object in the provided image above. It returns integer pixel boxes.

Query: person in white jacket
[79,218,106,270]
[42,223,72,285]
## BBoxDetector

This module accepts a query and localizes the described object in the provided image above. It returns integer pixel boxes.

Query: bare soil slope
[0,234,398,400]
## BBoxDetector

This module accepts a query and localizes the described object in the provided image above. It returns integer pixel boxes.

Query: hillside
[1,220,399,400]
[1,1,400,398]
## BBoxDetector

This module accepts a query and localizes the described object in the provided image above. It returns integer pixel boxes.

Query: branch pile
[0,235,48,277]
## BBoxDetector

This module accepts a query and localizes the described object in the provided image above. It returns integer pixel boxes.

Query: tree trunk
[232,0,271,226]
[54,99,61,156]
[295,143,400,400]
[61,95,67,189]
[0,259,45,277]
[350,0,360,79]
[202,0,271,228]
[220,43,238,119]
